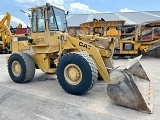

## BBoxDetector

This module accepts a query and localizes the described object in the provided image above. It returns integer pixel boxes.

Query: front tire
[57,52,98,95]
[8,53,35,83]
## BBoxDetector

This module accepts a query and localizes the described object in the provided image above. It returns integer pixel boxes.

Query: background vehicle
[117,20,160,56]
[0,13,29,54]
[0,12,11,53]
[70,19,160,57]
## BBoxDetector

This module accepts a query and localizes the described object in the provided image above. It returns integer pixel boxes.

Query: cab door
[31,8,47,45]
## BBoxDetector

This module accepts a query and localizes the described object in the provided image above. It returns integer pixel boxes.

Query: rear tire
[8,53,35,83]
[57,52,98,95]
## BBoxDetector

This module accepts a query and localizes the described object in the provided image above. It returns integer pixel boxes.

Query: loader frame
[10,4,124,83]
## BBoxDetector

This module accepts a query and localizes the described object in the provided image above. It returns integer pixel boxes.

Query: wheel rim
[64,64,82,85]
[11,61,22,77]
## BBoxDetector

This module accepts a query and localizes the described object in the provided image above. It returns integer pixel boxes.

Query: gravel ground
[0,54,159,120]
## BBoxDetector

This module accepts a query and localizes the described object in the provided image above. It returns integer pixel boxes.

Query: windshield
[48,7,67,32]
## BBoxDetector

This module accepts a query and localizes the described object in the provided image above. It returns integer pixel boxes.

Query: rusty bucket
[107,55,153,113]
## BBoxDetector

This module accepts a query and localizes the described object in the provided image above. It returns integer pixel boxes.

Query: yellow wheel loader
[0,12,11,53]
[6,3,153,113]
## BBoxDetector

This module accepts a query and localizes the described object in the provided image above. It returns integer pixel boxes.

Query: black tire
[8,53,35,83]
[57,52,98,95]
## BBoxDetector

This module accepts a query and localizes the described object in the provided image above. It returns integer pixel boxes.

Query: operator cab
[30,3,67,33]
[29,3,67,45]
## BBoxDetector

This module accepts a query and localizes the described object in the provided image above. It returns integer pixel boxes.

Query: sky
[0,0,160,27]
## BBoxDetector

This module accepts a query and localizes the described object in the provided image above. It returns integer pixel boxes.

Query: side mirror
[20,10,31,18]
[65,11,69,15]
[46,3,51,11]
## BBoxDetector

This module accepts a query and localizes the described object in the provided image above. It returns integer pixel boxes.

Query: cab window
[47,7,58,31]
[32,12,37,32]
[37,9,45,32]
[31,9,46,32]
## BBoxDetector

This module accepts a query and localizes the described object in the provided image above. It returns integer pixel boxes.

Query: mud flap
[107,55,153,113]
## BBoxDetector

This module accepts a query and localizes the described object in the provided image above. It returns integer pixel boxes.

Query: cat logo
[79,42,91,49]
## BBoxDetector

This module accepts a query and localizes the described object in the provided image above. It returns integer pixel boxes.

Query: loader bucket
[107,55,153,113]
